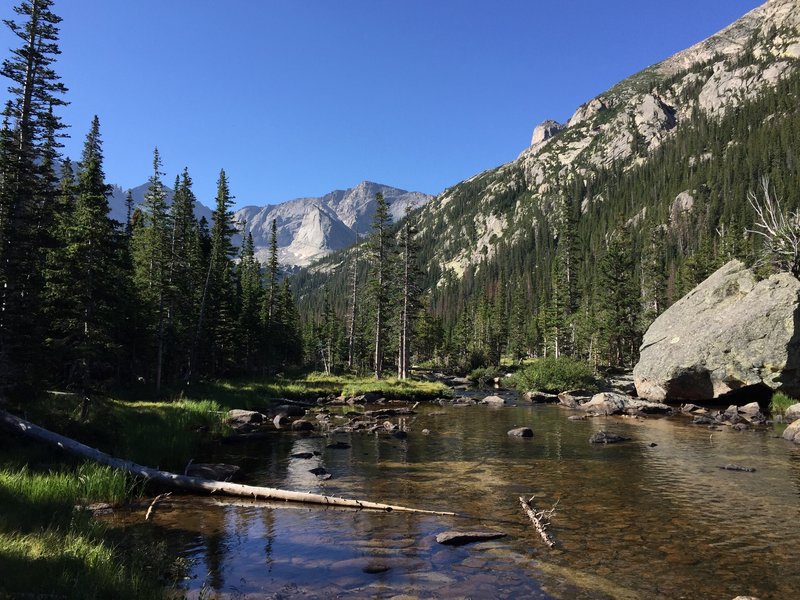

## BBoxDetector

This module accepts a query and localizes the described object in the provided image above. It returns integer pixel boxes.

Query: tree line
[0,0,303,399]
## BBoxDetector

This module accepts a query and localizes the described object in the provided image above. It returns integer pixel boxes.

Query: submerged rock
[185,463,241,481]
[589,431,631,444]
[326,441,351,450]
[507,427,533,438]
[309,467,331,480]
[435,531,506,546]
[634,260,800,402]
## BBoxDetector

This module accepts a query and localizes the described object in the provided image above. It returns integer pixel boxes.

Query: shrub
[770,391,796,415]
[468,366,502,386]
[509,357,598,393]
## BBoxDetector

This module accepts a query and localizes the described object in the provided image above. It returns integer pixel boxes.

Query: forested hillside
[294,45,800,374]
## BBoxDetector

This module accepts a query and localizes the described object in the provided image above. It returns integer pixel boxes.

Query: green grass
[769,392,797,416]
[340,376,451,400]
[0,462,169,600]
[170,372,451,407]
[507,356,599,394]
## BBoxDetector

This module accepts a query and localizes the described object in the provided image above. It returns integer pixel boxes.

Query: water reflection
[107,402,800,599]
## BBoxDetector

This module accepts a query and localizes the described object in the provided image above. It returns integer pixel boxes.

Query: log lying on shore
[0,409,456,516]
[519,496,556,548]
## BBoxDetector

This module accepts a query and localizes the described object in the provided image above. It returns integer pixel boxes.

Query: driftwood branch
[0,409,456,516]
[519,495,557,548]
[145,492,172,521]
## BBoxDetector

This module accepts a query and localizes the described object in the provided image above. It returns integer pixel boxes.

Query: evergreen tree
[598,225,641,367]
[261,218,280,366]
[124,189,134,235]
[507,281,528,362]
[130,148,171,390]
[396,213,421,379]
[169,168,203,380]
[43,117,123,388]
[367,192,393,379]
[0,0,67,396]
[237,229,262,373]
[319,286,335,374]
[274,277,302,366]
[205,169,238,375]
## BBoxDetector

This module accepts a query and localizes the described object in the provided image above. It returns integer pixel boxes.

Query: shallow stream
[106,395,800,599]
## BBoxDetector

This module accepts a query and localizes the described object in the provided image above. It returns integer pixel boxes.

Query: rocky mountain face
[416,0,800,281]
[235,182,431,266]
[110,181,431,267]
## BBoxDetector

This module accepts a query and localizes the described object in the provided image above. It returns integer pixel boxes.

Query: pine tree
[366,192,393,379]
[274,277,302,366]
[598,225,641,367]
[205,169,238,376]
[237,229,262,373]
[124,189,134,235]
[319,286,335,374]
[507,281,528,362]
[44,117,123,388]
[397,213,421,379]
[168,168,203,380]
[130,148,171,391]
[261,218,280,366]
[0,0,67,395]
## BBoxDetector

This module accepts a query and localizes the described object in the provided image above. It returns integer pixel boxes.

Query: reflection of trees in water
[262,505,275,572]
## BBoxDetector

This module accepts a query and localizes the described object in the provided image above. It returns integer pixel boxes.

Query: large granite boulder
[634,260,800,402]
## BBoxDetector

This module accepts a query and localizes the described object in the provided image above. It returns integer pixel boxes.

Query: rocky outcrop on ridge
[634,260,800,402]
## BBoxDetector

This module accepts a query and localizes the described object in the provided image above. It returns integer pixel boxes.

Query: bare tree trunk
[1,409,456,516]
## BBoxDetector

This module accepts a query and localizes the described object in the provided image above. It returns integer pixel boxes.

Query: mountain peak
[236,182,432,267]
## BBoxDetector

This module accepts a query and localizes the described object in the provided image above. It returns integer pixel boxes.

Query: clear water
[107,397,800,599]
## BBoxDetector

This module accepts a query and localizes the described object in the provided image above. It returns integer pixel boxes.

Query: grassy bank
[0,445,171,600]
[1,372,449,598]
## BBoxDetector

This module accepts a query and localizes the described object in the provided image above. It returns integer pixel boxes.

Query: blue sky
[0,0,763,209]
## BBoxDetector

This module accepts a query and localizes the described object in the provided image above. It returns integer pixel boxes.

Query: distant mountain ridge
[236,181,431,266]
[110,181,432,267]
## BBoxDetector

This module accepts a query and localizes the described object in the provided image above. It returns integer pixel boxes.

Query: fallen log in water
[0,409,456,516]
[518,495,557,548]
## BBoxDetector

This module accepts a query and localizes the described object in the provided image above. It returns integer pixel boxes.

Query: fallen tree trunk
[0,409,456,516]
[519,496,556,548]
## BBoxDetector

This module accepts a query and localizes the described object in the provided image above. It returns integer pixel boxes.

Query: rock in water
[589,431,631,444]
[507,427,534,438]
[634,260,800,402]
[783,419,800,445]
[481,395,506,406]
[435,531,506,546]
